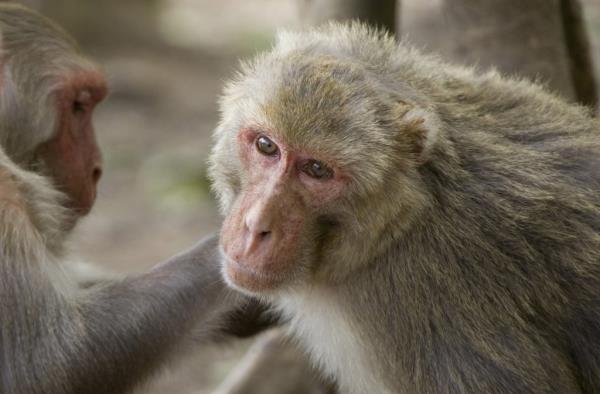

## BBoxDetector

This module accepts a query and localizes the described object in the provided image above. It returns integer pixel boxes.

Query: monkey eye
[256,135,279,156]
[302,160,333,179]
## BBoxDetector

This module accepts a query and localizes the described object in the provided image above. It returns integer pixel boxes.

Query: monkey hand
[153,235,279,340]
[218,297,280,339]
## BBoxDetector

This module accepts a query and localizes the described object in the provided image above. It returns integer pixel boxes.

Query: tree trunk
[559,0,598,108]
[402,0,598,109]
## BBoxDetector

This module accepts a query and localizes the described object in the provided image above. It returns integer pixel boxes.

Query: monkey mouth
[220,251,285,293]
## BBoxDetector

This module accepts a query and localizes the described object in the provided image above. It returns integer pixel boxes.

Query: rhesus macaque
[210,23,600,393]
[0,5,243,394]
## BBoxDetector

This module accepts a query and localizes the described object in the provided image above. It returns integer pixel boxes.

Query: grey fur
[0,4,97,166]
[210,23,600,393]
[0,5,241,393]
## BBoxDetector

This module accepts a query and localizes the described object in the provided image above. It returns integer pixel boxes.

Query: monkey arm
[0,203,242,394]
[0,147,251,393]
[65,256,277,339]
[63,254,277,339]
[70,235,243,392]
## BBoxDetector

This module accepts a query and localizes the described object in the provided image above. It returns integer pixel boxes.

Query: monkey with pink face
[0,5,256,394]
[211,23,600,393]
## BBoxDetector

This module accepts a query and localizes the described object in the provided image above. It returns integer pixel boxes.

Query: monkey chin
[220,253,286,296]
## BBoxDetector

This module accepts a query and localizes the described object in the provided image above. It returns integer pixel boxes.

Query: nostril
[259,230,271,239]
[92,166,102,183]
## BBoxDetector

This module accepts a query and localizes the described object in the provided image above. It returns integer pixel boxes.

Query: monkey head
[210,25,441,295]
[0,4,107,221]
[33,71,106,217]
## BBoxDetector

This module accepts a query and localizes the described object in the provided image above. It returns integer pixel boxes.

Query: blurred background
[3,0,600,393]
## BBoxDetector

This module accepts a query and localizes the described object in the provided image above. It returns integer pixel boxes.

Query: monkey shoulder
[0,157,67,255]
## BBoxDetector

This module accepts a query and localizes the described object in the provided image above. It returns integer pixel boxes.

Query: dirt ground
[11,0,600,393]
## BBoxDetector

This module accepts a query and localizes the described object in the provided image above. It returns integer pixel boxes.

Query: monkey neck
[274,287,395,394]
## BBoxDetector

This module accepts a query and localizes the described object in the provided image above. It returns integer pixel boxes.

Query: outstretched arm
[0,161,242,394]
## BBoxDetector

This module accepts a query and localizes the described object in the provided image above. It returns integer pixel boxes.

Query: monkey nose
[244,218,272,240]
[92,165,102,184]
[244,203,273,234]
[246,231,271,253]
[244,214,273,253]
[244,229,272,255]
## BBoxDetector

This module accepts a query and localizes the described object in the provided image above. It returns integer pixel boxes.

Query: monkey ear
[390,101,439,165]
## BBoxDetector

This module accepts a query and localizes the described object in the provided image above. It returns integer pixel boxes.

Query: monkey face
[219,126,349,294]
[34,70,107,219]
[211,47,438,294]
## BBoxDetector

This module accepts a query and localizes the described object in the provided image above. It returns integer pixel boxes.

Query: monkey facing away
[210,23,600,393]
[0,5,244,394]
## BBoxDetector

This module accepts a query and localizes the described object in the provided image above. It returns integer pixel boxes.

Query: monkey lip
[220,252,285,292]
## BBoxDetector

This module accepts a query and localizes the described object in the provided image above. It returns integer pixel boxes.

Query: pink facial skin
[35,71,107,218]
[220,127,348,293]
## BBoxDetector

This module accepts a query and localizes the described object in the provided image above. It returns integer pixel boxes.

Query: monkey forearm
[2,236,242,394]
[66,235,242,393]
[81,235,241,344]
